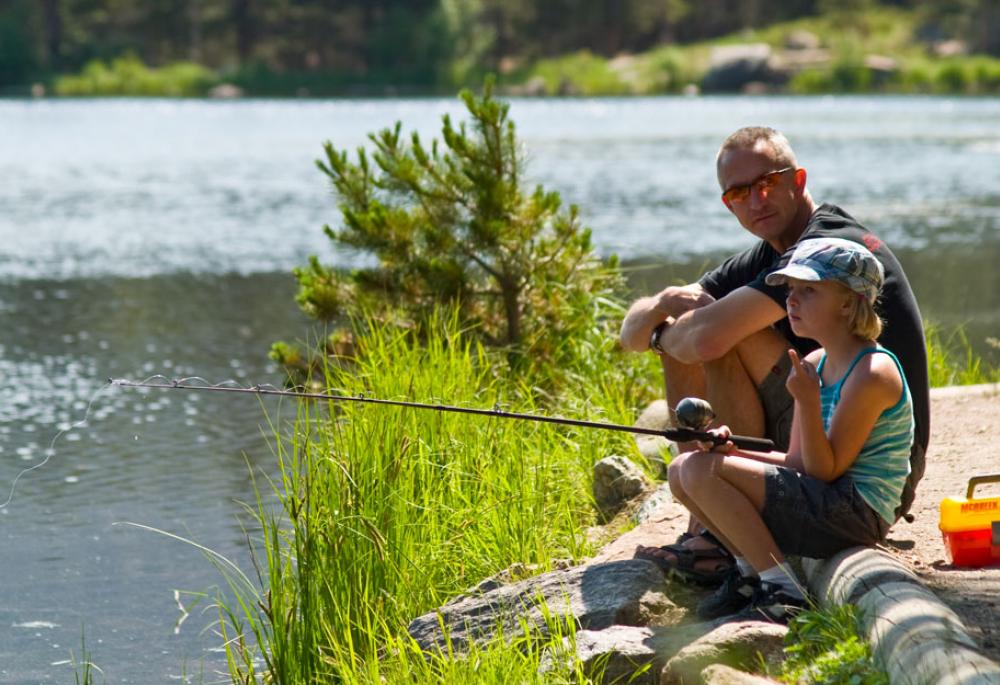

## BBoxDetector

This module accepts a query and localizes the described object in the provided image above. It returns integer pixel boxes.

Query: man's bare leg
[637,328,789,570]
[658,354,710,537]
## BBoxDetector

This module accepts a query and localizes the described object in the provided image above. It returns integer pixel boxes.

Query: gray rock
[662,621,787,684]
[784,30,821,51]
[208,83,244,99]
[521,76,549,96]
[407,559,677,653]
[634,484,675,525]
[549,624,709,685]
[698,664,783,685]
[702,44,785,93]
[593,455,651,520]
[634,400,677,477]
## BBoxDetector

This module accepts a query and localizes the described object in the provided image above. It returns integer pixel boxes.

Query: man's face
[718,142,803,245]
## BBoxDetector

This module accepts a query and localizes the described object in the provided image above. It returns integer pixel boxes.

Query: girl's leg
[675,451,784,574]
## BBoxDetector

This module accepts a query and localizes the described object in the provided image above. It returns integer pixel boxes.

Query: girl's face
[785,277,853,338]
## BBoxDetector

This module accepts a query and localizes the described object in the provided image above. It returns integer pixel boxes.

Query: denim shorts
[757,352,794,451]
[761,466,891,559]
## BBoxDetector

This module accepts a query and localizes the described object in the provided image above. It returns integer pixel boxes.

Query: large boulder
[546,623,712,685]
[661,621,787,684]
[698,664,783,685]
[593,455,652,521]
[701,44,785,93]
[407,559,678,652]
[633,400,677,477]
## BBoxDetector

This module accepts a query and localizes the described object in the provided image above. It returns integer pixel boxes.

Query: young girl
[667,237,914,623]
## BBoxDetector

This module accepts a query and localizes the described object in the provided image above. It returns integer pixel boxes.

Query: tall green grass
[216,311,651,682]
[926,324,1000,388]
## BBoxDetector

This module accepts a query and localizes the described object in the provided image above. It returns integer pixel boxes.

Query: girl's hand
[786,349,820,405]
[697,425,734,453]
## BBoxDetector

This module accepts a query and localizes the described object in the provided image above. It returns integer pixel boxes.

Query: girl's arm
[790,349,902,481]
[782,405,805,472]
[821,353,904,480]
[786,348,831,478]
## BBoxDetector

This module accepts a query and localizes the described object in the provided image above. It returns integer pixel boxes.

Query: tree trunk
[41,0,62,70]
[500,277,521,345]
[232,0,253,65]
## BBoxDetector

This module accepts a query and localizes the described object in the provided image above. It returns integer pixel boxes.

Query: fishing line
[0,380,117,509]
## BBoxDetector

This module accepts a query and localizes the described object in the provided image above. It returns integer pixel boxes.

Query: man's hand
[619,284,715,352]
[786,349,820,406]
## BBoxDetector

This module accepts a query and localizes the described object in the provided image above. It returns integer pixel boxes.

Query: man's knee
[731,327,790,387]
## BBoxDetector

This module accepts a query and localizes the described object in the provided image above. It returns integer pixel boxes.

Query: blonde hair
[839,282,883,340]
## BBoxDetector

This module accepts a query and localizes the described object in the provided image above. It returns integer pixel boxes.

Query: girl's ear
[840,291,857,318]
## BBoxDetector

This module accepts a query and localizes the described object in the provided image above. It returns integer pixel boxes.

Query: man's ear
[721,196,734,213]
[794,167,808,193]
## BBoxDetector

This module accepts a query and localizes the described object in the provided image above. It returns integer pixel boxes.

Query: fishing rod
[108,377,774,451]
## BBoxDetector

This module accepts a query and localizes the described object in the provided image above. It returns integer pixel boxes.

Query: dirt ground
[881,383,1000,663]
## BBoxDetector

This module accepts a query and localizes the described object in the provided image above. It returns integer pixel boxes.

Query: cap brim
[764,264,822,286]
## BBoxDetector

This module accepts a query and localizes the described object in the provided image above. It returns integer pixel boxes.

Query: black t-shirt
[698,202,930,456]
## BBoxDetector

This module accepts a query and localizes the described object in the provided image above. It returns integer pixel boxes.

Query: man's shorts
[761,466,891,558]
[757,351,794,451]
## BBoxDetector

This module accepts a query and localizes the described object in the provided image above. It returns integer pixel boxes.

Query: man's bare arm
[619,284,715,352]
[657,286,786,363]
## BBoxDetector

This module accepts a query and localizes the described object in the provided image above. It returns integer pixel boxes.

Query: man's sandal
[634,530,734,586]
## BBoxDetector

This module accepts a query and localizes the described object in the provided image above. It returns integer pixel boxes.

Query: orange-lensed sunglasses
[722,166,794,205]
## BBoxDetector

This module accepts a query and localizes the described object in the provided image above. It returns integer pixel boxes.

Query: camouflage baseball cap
[765,237,884,303]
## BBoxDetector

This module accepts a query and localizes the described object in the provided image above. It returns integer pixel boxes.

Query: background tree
[280,79,623,379]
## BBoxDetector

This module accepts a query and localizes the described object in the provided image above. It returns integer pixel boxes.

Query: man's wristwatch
[649,321,669,354]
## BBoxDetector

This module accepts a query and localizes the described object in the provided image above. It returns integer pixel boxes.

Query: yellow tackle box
[939,474,1000,568]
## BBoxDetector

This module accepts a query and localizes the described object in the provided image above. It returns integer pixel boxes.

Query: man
[620,126,929,615]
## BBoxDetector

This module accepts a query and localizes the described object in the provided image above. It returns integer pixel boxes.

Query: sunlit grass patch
[926,323,1000,388]
[773,603,888,685]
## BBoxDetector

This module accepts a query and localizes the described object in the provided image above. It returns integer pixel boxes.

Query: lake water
[0,96,997,682]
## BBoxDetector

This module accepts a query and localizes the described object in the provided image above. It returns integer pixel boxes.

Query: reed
[217,310,649,682]
[925,323,1000,388]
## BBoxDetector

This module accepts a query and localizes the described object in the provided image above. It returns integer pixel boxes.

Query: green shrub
[926,57,1000,94]
[788,68,834,94]
[283,79,625,386]
[934,60,971,93]
[895,62,933,93]
[527,50,630,95]
[54,54,216,96]
[638,46,701,93]
[776,604,888,685]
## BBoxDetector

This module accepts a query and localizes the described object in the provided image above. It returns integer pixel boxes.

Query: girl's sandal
[634,530,734,585]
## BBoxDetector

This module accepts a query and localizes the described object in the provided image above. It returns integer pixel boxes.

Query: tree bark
[41,0,62,70]
[232,0,253,65]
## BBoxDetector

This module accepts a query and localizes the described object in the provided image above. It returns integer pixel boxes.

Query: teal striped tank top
[817,345,914,524]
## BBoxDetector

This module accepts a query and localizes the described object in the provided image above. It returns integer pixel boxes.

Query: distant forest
[1,0,996,93]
